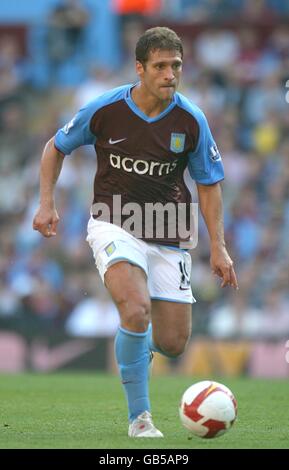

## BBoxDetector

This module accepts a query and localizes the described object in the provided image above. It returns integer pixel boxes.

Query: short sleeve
[54,102,97,155]
[188,111,224,185]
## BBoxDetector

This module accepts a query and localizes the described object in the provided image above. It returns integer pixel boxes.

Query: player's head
[135,27,183,101]
[136,27,183,65]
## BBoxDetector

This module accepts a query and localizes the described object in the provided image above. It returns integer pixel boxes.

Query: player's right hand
[32,206,59,238]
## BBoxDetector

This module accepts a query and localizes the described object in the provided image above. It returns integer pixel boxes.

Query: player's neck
[131,84,172,118]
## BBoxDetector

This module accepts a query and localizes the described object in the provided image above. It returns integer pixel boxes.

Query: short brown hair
[135,26,183,65]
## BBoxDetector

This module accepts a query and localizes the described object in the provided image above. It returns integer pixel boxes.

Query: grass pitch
[0,373,288,449]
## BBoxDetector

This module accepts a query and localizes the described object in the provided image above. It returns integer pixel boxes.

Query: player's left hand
[210,244,238,289]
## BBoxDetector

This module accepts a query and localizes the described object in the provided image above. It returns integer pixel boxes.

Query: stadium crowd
[0,0,289,342]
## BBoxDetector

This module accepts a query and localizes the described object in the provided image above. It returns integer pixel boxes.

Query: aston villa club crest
[105,242,116,256]
[170,133,185,153]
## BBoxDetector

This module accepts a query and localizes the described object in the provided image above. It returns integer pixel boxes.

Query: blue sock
[147,322,176,358]
[115,326,150,422]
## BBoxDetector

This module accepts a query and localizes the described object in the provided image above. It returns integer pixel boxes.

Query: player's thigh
[105,261,151,331]
[151,300,192,353]
[105,261,150,307]
[87,218,151,315]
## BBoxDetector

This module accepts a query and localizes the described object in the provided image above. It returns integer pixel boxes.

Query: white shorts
[86,218,195,304]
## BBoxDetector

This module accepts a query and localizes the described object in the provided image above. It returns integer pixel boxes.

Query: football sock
[114,326,150,422]
[147,322,176,358]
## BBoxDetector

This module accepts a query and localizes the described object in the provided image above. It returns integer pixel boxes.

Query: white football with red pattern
[179,380,237,438]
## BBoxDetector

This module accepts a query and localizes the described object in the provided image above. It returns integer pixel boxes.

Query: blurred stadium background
[0,0,289,379]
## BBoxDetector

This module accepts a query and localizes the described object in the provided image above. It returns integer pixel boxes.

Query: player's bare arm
[33,137,64,238]
[197,182,238,289]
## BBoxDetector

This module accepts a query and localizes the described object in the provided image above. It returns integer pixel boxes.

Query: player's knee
[118,296,151,332]
[126,306,150,331]
[159,334,190,357]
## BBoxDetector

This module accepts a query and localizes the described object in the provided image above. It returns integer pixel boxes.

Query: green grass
[0,373,288,449]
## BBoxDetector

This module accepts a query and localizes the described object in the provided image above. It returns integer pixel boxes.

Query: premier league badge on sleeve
[170,133,186,153]
[209,143,221,162]
[63,117,76,135]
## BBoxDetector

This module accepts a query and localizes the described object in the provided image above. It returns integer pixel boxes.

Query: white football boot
[128,411,164,438]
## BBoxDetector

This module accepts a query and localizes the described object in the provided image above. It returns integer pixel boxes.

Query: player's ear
[136,60,145,77]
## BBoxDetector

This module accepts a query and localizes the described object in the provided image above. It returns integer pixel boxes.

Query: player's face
[136,49,182,102]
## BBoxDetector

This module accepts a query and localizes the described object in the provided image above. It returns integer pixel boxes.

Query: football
[179,380,237,438]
